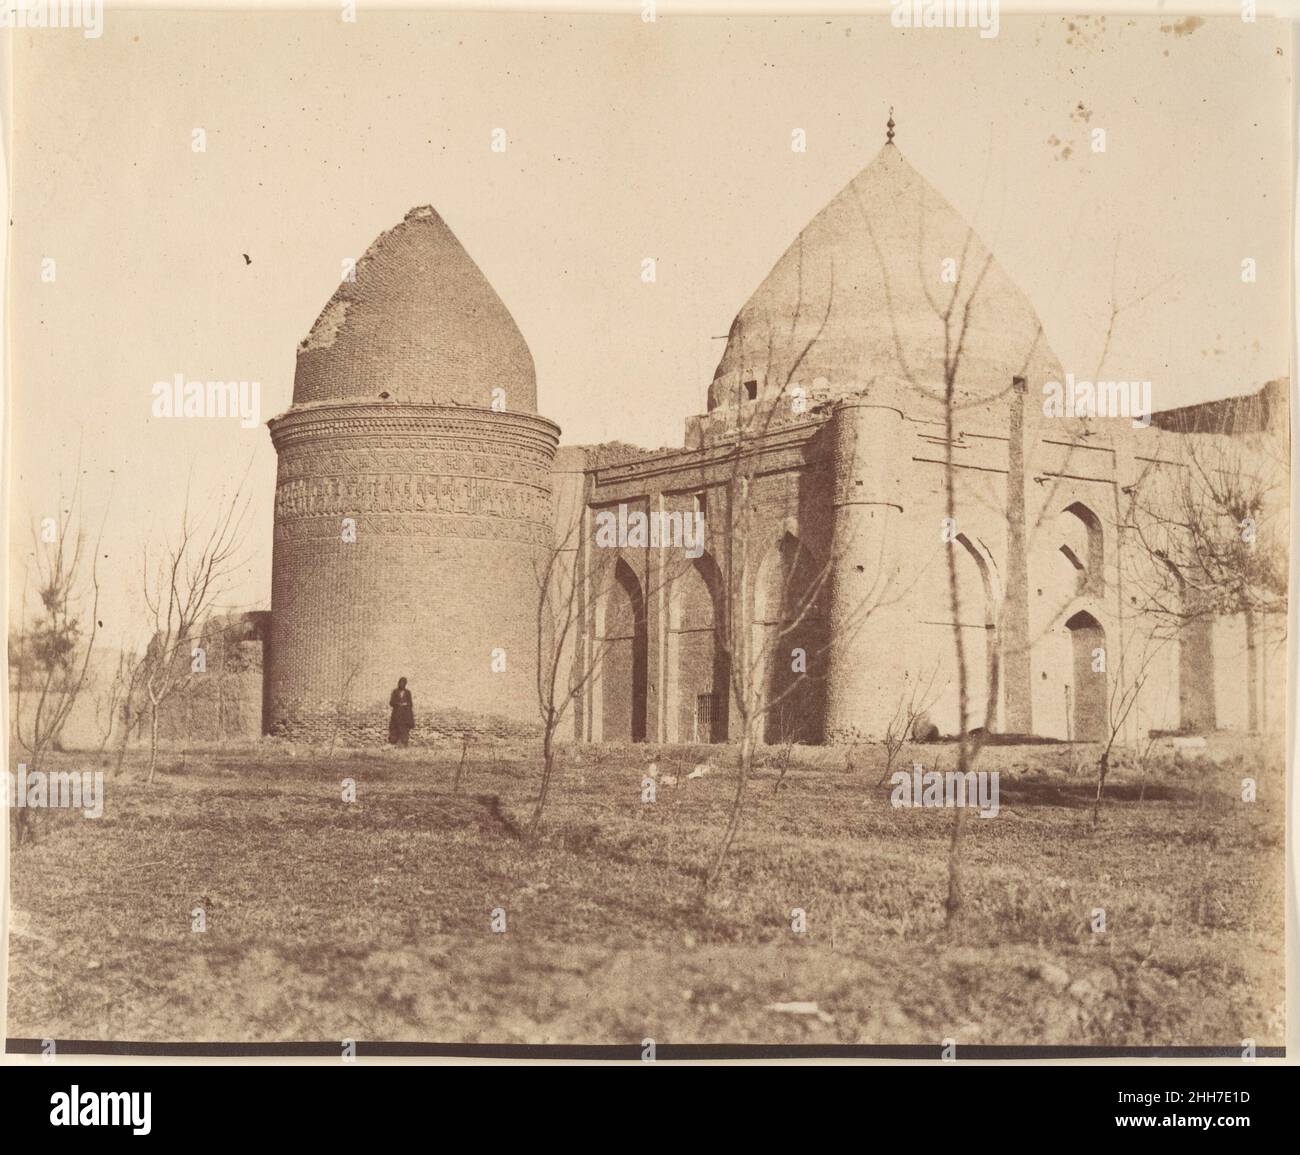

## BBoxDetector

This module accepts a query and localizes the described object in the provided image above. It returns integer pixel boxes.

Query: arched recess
[670,552,729,743]
[954,533,999,733]
[1160,558,1216,732]
[600,557,648,742]
[1065,610,1107,741]
[752,532,826,744]
[1060,502,1104,596]
[1179,615,1217,732]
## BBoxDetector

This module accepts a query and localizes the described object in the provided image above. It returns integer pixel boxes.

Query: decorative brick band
[270,401,560,541]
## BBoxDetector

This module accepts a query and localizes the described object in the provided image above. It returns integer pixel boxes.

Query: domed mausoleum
[709,140,1062,415]
[560,136,1284,747]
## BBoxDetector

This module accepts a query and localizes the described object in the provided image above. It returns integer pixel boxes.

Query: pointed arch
[1159,557,1216,731]
[1065,610,1106,741]
[669,551,728,742]
[954,533,999,732]
[599,557,647,742]
[1060,502,1104,596]
[752,531,826,744]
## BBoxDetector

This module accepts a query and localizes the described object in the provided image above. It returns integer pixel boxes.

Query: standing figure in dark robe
[388,677,414,746]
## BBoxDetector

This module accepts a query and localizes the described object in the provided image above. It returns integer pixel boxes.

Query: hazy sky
[5,8,1293,645]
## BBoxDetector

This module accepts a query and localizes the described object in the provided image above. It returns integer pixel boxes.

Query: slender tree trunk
[453,736,469,796]
[1091,746,1111,829]
[771,741,793,795]
[877,744,901,787]
[147,705,160,783]
[945,800,967,920]
[942,371,973,929]
[113,697,135,777]
[528,721,557,837]
[1245,611,1258,733]
[1260,612,1270,732]
[705,721,754,894]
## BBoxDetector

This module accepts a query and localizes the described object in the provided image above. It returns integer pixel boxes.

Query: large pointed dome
[710,143,1061,412]
[293,206,537,412]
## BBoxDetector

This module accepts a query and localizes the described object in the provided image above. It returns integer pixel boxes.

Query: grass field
[4,736,1287,1047]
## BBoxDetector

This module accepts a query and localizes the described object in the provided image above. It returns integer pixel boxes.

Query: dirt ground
[4,735,1286,1047]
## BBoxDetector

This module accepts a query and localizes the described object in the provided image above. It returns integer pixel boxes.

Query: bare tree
[769,733,797,796]
[530,506,598,837]
[703,442,836,893]
[850,171,1168,924]
[1090,632,1166,828]
[702,300,905,896]
[1132,689,1169,804]
[936,253,996,924]
[112,649,158,775]
[1128,415,1287,653]
[93,645,136,757]
[137,475,251,782]
[529,498,692,837]
[452,734,470,796]
[11,478,107,841]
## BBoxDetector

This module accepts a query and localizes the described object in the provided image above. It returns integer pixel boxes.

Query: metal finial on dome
[886,107,895,145]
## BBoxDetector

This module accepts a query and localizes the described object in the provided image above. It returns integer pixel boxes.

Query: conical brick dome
[293,206,537,412]
[710,143,1062,411]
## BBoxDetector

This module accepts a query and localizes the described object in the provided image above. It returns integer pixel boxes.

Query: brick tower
[266,207,560,743]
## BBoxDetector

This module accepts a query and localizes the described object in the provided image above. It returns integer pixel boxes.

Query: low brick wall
[155,613,270,743]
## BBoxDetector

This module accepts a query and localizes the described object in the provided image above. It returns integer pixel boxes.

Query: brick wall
[156,612,269,742]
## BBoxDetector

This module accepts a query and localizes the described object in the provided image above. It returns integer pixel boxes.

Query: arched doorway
[601,558,648,741]
[753,532,826,744]
[955,533,999,733]
[1065,610,1107,741]
[671,553,728,742]
[1161,559,1216,732]
[1179,616,1216,731]
[921,532,1000,736]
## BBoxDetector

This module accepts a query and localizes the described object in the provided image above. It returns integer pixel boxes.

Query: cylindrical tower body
[824,394,911,741]
[265,205,560,743]
[267,404,558,742]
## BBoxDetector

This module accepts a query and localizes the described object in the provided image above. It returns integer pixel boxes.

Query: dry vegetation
[6,736,1285,1047]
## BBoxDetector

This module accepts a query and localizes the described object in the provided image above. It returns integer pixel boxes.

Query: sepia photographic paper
[1,0,1296,1094]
